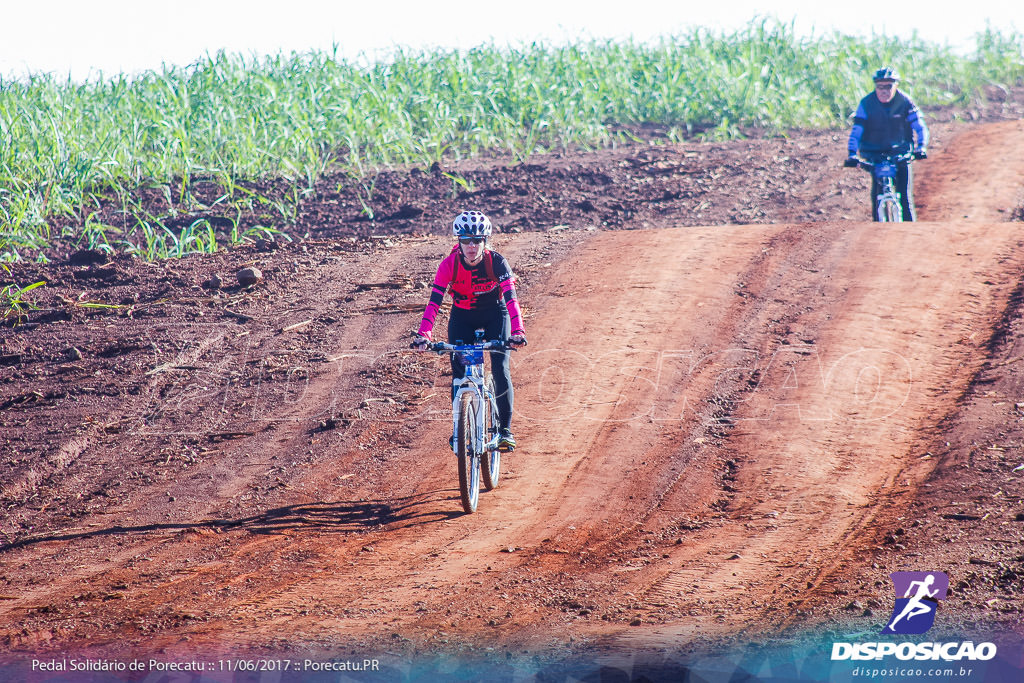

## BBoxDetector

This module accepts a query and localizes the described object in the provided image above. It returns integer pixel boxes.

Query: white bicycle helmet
[873,66,900,82]
[452,210,492,238]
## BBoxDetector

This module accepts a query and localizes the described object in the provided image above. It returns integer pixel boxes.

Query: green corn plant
[1,280,45,324]
[443,172,475,198]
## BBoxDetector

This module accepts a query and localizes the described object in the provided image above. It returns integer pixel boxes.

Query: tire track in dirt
[609,220,1022,649]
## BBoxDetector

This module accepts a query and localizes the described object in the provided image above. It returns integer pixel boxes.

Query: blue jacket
[847,90,928,157]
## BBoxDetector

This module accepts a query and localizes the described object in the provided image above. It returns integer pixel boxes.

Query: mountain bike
[853,150,916,222]
[426,330,506,513]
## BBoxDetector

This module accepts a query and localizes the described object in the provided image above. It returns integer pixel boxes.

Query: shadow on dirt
[0,491,465,553]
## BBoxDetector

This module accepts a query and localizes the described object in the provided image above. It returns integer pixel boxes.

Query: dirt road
[1,118,1023,673]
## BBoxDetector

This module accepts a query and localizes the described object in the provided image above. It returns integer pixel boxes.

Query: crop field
[2,20,1023,264]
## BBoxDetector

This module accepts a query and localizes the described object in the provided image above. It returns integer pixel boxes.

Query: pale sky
[2,1,1019,81]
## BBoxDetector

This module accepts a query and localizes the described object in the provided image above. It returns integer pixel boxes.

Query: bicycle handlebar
[428,340,510,353]
[853,151,916,172]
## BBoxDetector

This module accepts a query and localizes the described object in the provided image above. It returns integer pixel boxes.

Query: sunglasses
[459,237,485,244]
[875,83,895,91]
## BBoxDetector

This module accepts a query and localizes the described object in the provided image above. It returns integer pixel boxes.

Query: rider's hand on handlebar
[843,156,859,168]
[913,149,927,160]
[509,333,527,348]
[410,335,429,351]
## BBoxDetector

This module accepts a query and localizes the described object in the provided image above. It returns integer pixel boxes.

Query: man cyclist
[844,66,929,221]
[412,210,527,452]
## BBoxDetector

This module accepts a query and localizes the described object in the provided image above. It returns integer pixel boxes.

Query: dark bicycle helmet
[452,210,492,238]
[872,66,900,82]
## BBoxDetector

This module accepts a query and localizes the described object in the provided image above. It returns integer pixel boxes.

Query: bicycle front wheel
[457,391,481,513]
[481,375,501,491]
[878,195,902,223]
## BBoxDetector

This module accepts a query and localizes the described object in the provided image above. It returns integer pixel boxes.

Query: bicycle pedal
[498,442,515,453]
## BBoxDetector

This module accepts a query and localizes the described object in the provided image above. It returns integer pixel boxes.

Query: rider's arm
[492,253,526,336]
[417,255,456,341]
[906,99,929,151]
[847,102,868,157]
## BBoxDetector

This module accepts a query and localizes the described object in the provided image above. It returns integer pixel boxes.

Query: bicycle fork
[452,382,501,455]
[876,180,903,222]
[452,382,481,455]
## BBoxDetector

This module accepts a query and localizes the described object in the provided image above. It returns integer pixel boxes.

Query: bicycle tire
[457,391,481,513]
[876,195,900,223]
[887,197,903,222]
[481,375,501,490]
[883,197,902,223]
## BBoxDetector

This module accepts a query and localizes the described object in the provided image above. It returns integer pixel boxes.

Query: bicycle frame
[856,151,915,222]
[428,332,506,512]
[448,345,500,455]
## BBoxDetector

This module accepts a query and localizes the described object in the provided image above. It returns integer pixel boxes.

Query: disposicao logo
[882,571,948,635]
[831,570,998,662]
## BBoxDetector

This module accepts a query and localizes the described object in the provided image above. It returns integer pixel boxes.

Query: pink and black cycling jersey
[417,245,525,340]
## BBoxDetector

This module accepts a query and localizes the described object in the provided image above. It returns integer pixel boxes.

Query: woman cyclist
[412,211,527,452]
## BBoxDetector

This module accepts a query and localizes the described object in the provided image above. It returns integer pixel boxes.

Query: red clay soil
[2,104,1024,678]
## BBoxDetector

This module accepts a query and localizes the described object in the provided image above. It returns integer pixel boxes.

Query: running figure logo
[882,571,949,635]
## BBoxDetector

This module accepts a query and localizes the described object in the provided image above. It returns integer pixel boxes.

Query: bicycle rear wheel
[456,391,481,513]
[481,375,501,491]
